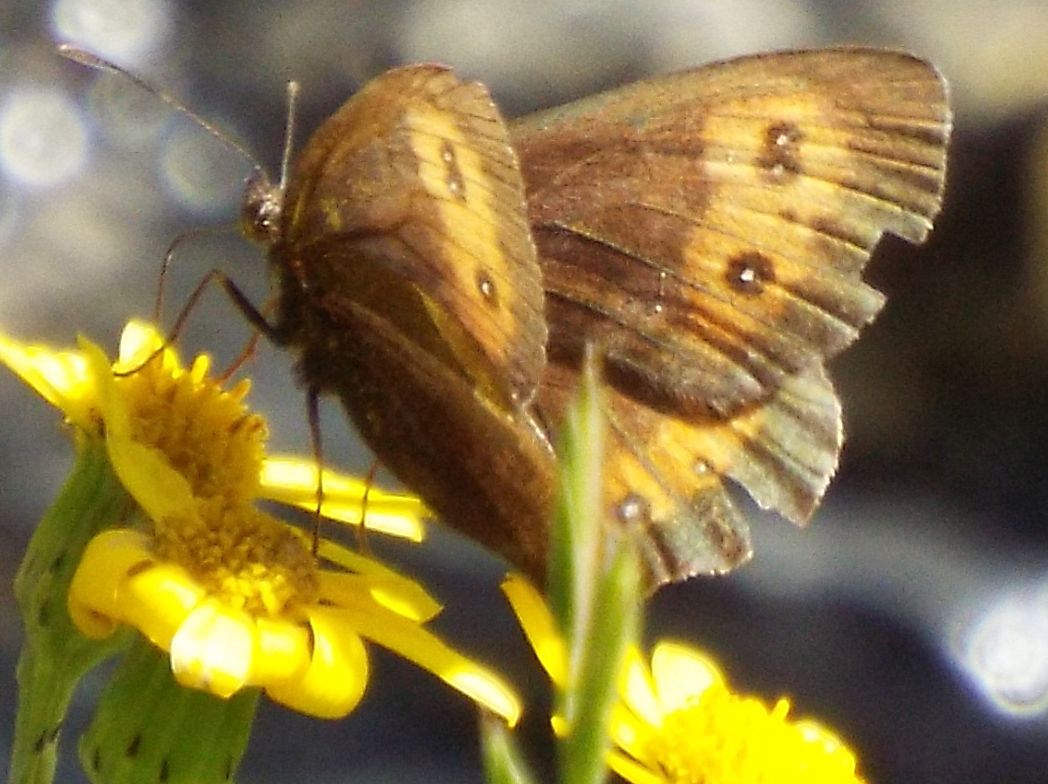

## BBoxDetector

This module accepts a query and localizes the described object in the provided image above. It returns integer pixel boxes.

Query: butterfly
[237,47,951,587]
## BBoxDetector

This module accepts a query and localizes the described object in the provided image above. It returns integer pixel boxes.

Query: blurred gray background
[3,1,1048,782]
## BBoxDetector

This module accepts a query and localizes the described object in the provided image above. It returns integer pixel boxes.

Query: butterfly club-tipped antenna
[58,44,261,170]
[240,79,299,248]
[58,44,274,312]
[57,46,308,320]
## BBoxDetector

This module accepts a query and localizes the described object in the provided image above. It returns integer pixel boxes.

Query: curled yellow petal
[251,616,313,684]
[121,559,207,649]
[68,529,157,638]
[265,606,369,719]
[80,338,198,524]
[170,600,253,698]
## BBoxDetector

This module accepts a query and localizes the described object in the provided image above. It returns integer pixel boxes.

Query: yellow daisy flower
[1,320,519,723]
[503,574,864,783]
[0,320,426,540]
[68,506,518,721]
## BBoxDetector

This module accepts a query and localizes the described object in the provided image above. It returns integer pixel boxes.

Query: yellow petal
[251,615,313,684]
[619,645,661,725]
[114,318,167,366]
[649,641,721,715]
[260,456,427,541]
[0,331,95,430]
[316,547,441,622]
[120,558,207,649]
[265,606,369,719]
[501,573,568,687]
[80,338,197,524]
[608,702,658,768]
[607,749,665,784]
[170,600,254,698]
[338,600,521,726]
[68,529,157,638]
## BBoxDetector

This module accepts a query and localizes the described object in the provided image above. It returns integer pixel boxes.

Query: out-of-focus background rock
[2,1,1048,782]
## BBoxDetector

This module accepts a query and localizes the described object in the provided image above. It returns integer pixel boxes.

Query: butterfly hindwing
[515,48,950,417]
[522,48,949,585]
[539,361,841,583]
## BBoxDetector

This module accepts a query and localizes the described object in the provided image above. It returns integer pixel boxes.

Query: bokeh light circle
[0,88,89,188]
[158,123,247,217]
[953,586,1048,716]
[51,0,172,65]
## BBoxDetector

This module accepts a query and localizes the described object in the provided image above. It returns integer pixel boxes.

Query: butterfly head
[240,166,284,246]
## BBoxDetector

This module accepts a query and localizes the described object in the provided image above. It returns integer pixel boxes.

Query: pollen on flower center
[154,498,319,616]
[118,353,267,504]
[645,687,861,784]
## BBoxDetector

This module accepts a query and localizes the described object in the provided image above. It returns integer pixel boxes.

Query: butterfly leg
[355,459,379,555]
[306,386,325,556]
[115,269,252,377]
[220,273,283,342]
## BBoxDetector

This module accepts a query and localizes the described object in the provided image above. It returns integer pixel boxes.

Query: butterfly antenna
[278,81,300,191]
[58,44,260,172]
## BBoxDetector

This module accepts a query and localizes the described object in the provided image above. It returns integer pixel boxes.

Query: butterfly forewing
[283,64,546,405]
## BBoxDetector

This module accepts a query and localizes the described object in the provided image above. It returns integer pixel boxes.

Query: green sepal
[79,639,260,784]
[9,441,134,784]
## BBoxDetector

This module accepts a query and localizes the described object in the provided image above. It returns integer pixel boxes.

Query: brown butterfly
[234,47,950,587]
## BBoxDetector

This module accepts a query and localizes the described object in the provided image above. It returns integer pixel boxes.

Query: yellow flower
[0,320,426,540]
[1,321,520,723]
[503,574,864,784]
[69,508,519,722]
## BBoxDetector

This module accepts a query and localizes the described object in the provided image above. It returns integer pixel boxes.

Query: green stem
[9,442,133,784]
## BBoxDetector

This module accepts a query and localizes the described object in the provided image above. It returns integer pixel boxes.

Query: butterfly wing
[515,47,950,416]
[283,64,546,405]
[518,48,950,583]
[539,360,841,583]
[305,286,557,580]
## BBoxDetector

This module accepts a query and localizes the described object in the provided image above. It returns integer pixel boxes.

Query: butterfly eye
[240,168,283,246]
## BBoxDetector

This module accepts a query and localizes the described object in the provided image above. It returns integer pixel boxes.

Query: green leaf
[545,350,644,784]
[9,442,133,784]
[78,639,259,784]
[559,547,640,784]
[548,348,606,669]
